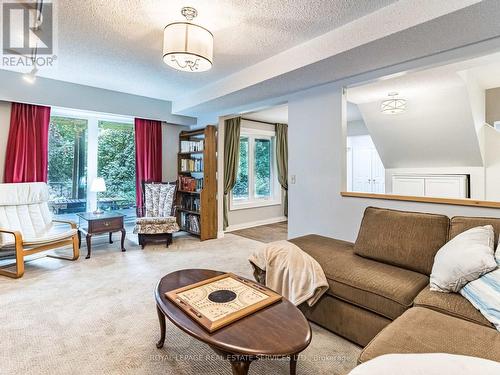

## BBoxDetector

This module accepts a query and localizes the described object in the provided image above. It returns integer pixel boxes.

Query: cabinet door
[424,177,466,198]
[393,177,425,196]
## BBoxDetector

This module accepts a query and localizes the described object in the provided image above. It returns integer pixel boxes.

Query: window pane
[254,138,271,198]
[97,121,136,211]
[233,137,249,199]
[48,116,88,215]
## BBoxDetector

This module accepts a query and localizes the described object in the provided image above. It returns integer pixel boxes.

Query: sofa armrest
[52,220,77,229]
[0,228,23,245]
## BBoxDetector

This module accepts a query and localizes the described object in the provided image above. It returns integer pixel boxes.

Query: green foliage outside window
[233,136,272,200]
[254,139,271,197]
[48,116,88,201]
[97,121,136,206]
[233,137,249,199]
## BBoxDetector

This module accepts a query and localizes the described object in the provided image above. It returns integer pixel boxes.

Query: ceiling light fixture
[163,7,213,72]
[381,92,407,114]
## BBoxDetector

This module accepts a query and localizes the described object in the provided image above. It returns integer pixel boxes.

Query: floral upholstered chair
[134,181,179,248]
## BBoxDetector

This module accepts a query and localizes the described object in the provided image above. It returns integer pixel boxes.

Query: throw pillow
[460,242,500,331]
[430,225,497,293]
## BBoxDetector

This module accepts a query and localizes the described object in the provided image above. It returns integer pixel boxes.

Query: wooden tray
[166,273,282,333]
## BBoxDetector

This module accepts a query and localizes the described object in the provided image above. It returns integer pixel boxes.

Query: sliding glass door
[48,116,88,215]
[47,109,136,219]
[97,121,136,210]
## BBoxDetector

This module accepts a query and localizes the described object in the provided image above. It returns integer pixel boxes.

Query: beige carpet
[0,231,360,374]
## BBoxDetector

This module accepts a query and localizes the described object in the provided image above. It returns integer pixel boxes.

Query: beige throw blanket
[248,240,329,307]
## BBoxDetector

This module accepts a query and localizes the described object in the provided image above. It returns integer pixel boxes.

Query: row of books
[180,140,204,153]
[180,195,200,212]
[180,158,203,172]
[179,212,200,234]
[178,175,203,192]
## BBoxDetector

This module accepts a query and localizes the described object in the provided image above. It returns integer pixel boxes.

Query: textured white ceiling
[2,0,396,101]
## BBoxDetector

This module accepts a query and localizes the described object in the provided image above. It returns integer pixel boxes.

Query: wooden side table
[76,212,126,259]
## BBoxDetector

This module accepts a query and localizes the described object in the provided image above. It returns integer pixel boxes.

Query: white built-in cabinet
[392,174,469,198]
[347,135,385,193]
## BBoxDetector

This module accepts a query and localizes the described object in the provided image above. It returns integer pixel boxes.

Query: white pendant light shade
[163,9,213,72]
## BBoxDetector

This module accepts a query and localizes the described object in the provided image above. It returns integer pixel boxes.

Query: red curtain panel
[3,102,51,183]
[134,118,163,209]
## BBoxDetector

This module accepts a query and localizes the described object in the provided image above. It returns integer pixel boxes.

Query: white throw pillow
[430,225,497,292]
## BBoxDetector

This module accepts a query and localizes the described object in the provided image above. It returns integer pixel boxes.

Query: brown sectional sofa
[253,206,500,363]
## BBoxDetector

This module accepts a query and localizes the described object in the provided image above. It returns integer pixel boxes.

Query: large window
[47,108,136,218]
[231,129,281,209]
[97,121,136,210]
[48,116,88,214]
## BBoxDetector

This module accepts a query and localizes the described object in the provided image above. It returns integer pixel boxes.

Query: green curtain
[223,117,241,229]
[275,123,288,217]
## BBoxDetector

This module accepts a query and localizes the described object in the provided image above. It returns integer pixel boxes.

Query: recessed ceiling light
[163,7,213,73]
[381,92,407,114]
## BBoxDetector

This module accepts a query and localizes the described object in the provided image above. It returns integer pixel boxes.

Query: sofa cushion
[450,216,500,247]
[414,287,494,328]
[289,234,353,266]
[290,235,428,320]
[354,207,449,275]
[359,307,500,364]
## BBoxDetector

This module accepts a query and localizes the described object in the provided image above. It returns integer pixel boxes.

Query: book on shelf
[180,140,204,153]
[179,212,200,234]
[178,175,203,192]
[180,158,203,172]
[180,195,200,212]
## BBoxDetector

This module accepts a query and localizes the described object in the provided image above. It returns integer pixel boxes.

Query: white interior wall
[0,70,195,126]
[484,125,500,201]
[347,120,369,136]
[162,123,183,182]
[288,83,500,242]
[0,101,12,182]
[486,87,500,125]
[356,84,483,169]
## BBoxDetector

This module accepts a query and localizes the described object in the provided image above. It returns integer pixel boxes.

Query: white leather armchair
[0,182,79,278]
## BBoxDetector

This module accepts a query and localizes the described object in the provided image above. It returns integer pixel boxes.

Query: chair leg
[47,235,80,261]
[0,242,25,279]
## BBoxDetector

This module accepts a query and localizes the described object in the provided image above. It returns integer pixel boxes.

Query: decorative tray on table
[166,273,282,332]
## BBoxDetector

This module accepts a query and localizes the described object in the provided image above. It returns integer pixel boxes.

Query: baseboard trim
[225,216,287,232]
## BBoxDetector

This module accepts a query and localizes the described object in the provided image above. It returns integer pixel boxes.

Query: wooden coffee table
[155,269,312,375]
[76,212,126,259]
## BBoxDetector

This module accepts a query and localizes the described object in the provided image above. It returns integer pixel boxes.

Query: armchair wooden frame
[0,220,79,279]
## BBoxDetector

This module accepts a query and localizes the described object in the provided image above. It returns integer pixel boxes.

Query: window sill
[230,199,282,211]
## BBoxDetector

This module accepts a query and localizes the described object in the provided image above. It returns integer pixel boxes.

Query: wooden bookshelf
[177,125,217,241]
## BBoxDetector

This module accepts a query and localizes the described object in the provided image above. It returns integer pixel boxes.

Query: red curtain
[134,118,163,209]
[4,102,51,183]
